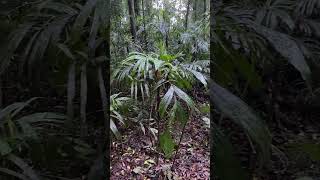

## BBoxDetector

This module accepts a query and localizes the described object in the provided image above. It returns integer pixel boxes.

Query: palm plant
[110,93,132,139]
[0,1,111,178]
[0,98,65,179]
[0,0,110,137]
[112,46,209,159]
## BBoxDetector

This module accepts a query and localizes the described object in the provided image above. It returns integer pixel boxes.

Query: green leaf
[0,98,39,125]
[252,25,311,81]
[88,1,101,56]
[159,54,175,62]
[19,31,40,74]
[16,112,66,123]
[159,130,176,158]
[0,103,23,123]
[0,138,12,156]
[39,2,78,15]
[187,68,208,86]
[159,86,174,118]
[28,16,70,69]
[0,23,34,75]
[11,97,39,118]
[72,0,98,34]
[153,59,164,70]
[172,85,195,111]
[173,101,188,125]
[210,81,271,165]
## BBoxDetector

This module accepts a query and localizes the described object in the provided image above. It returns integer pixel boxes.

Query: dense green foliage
[0,0,319,179]
[110,0,210,161]
[211,0,320,179]
[0,0,110,179]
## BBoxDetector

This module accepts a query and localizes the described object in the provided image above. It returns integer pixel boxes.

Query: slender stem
[149,99,154,146]
[172,121,187,168]
[156,87,161,165]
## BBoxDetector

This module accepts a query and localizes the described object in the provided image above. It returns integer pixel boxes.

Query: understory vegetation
[110,0,210,179]
[211,0,320,179]
[0,0,110,179]
[0,0,319,179]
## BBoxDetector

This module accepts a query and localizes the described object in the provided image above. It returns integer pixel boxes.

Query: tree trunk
[134,0,140,16]
[185,0,191,29]
[145,0,152,15]
[142,0,147,50]
[127,0,137,41]
[192,0,198,22]
[80,63,88,138]
[163,1,169,49]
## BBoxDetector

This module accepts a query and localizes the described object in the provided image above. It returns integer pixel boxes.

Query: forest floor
[110,115,210,180]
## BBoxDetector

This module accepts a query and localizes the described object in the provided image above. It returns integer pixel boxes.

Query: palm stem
[172,121,187,168]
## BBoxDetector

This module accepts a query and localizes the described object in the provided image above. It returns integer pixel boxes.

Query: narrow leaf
[210,81,271,164]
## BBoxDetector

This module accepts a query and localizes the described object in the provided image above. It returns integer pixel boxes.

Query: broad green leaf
[187,68,208,86]
[159,54,175,62]
[173,101,188,125]
[159,130,176,158]
[111,111,124,124]
[0,23,34,75]
[72,0,98,31]
[252,25,311,81]
[28,16,70,69]
[159,86,174,118]
[0,98,39,125]
[110,119,121,139]
[172,85,195,111]
[0,103,24,123]
[210,81,271,165]
[20,31,40,73]
[152,60,163,71]
[88,1,101,55]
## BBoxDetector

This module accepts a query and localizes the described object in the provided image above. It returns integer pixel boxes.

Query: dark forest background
[0,0,319,179]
